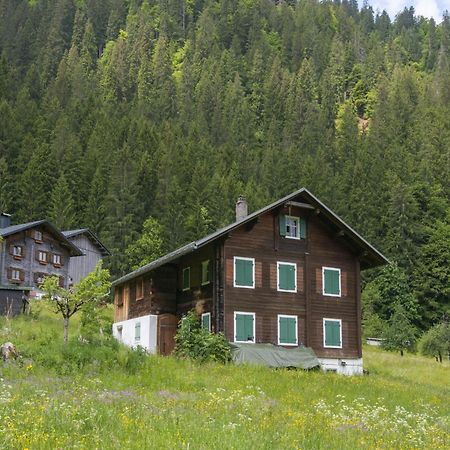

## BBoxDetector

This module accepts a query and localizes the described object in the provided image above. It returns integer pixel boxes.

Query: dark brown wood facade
[114,193,369,359]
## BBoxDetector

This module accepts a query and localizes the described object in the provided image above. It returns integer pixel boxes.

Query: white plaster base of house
[112,315,158,353]
[318,357,363,375]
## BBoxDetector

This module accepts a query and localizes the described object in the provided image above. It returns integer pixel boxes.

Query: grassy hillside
[0,303,448,449]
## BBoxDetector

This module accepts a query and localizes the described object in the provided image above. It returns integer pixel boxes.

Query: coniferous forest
[0,0,449,335]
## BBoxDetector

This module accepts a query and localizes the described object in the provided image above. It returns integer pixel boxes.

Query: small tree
[382,304,418,356]
[42,262,111,344]
[419,322,450,363]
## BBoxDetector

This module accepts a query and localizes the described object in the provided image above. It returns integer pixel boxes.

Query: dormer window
[279,215,306,239]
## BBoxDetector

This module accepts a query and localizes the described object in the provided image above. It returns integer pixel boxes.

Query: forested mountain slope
[0,1,449,328]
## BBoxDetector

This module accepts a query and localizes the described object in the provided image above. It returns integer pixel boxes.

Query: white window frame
[277,261,297,293]
[234,311,256,344]
[322,266,341,297]
[323,318,342,349]
[201,312,211,332]
[182,267,190,291]
[201,260,210,286]
[38,251,47,263]
[233,257,255,289]
[277,314,298,346]
[34,230,43,241]
[13,245,23,257]
[11,269,21,281]
[285,215,300,240]
[52,254,61,265]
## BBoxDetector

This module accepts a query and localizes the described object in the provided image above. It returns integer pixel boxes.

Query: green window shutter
[202,314,210,331]
[299,218,307,239]
[236,314,254,341]
[279,215,286,236]
[325,320,341,347]
[244,314,254,341]
[278,264,295,291]
[279,317,296,344]
[235,259,254,287]
[324,269,340,295]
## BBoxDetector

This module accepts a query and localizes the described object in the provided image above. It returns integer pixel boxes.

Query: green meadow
[0,303,448,450]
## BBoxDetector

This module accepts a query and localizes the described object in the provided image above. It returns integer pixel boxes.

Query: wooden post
[355,258,362,358]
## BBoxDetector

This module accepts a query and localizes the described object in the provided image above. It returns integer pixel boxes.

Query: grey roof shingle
[112,188,389,287]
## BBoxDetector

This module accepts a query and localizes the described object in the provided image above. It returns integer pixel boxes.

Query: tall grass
[0,301,448,449]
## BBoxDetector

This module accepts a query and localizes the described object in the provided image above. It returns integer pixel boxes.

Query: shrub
[174,310,231,363]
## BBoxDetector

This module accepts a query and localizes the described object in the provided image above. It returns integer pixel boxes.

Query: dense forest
[0,0,449,336]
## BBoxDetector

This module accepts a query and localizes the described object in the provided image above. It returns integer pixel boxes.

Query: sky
[358,0,449,22]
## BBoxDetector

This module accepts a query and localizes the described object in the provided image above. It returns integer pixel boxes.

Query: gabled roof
[112,188,389,287]
[0,220,83,256]
[62,229,111,256]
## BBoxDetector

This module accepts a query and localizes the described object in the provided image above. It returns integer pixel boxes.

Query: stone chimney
[235,196,248,221]
[0,212,11,229]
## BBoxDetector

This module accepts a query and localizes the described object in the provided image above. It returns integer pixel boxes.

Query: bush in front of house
[174,310,231,363]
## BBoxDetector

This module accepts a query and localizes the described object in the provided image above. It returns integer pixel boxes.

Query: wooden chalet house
[112,188,388,375]
[0,214,83,315]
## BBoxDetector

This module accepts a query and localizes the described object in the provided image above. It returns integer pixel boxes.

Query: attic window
[34,230,43,242]
[279,215,306,239]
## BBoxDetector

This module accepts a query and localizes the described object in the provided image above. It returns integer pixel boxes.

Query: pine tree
[49,173,75,230]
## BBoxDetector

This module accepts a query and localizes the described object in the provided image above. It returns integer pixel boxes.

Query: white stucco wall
[318,358,363,375]
[112,314,158,353]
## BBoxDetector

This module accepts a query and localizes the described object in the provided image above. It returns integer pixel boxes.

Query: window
[278,315,298,346]
[136,278,144,300]
[201,260,211,285]
[322,267,341,297]
[37,251,48,264]
[279,215,307,239]
[52,254,62,266]
[277,262,297,292]
[182,267,190,291]
[12,245,23,258]
[201,312,211,332]
[323,319,342,348]
[234,312,255,343]
[34,272,46,285]
[11,269,21,281]
[234,257,255,289]
[135,322,141,343]
[34,230,43,242]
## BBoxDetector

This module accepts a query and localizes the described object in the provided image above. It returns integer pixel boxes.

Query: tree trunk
[438,351,442,363]
[400,349,404,356]
[63,316,69,344]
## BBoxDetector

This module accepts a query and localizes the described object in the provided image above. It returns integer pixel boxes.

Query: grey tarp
[231,343,320,369]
